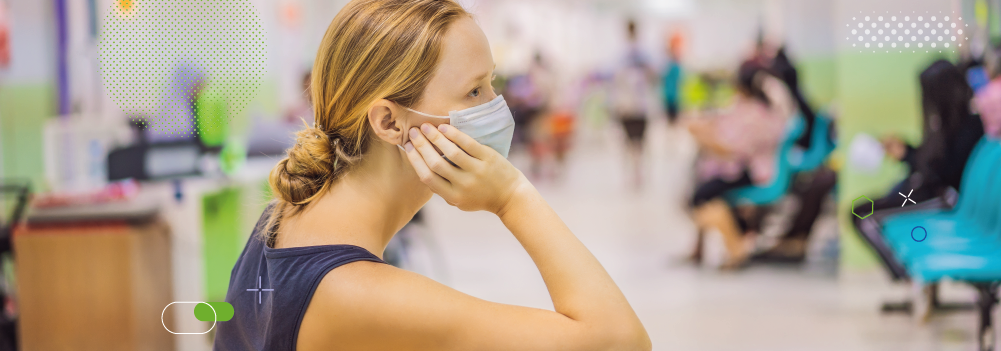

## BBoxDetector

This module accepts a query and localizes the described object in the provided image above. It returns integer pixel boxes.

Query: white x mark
[899,189,917,207]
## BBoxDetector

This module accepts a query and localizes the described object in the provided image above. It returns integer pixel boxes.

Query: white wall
[1,0,55,85]
[280,0,840,109]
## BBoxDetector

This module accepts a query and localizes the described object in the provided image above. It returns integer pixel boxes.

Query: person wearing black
[852,60,985,278]
[751,47,839,263]
[771,48,819,149]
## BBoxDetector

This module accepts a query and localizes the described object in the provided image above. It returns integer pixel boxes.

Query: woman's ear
[368,99,404,145]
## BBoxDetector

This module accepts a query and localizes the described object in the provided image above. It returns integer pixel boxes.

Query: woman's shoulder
[296,260,454,349]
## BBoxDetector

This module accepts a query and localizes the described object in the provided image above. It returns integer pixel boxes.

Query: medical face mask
[403,95,516,158]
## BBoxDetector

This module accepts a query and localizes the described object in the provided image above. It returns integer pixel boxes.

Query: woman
[686,61,793,267]
[213,1,651,350]
[852,60,984,279]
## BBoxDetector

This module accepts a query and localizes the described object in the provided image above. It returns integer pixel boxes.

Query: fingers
[436,124,491,160]
[403,141,454,196]
[419,124,475,169]
[409,126,460,180]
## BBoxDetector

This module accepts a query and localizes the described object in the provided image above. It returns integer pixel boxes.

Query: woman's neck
[275,142,426,257]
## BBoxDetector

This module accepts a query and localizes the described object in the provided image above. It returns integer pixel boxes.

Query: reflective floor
[412,117,989,351]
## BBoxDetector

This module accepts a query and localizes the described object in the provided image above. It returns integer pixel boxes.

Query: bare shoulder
[295,260,615,351]
[295,260,466,351]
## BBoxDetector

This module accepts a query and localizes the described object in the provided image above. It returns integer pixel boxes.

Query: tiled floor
[409,117,992,350]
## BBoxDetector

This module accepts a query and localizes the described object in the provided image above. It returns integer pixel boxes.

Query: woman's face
[408,16,497,124]
[397,16,496,200]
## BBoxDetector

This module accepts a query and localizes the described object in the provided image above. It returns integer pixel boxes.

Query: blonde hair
[265,0,469,244]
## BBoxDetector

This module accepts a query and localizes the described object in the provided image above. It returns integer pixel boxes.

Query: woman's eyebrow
[468,72,490,84]
[464,64,496,87]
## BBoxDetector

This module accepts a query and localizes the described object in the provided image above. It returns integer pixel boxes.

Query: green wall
[202,187,245,302]
[0,85,55,191]
[797,56,838,108]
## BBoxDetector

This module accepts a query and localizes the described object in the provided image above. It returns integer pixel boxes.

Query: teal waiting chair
[879,137,1001,351]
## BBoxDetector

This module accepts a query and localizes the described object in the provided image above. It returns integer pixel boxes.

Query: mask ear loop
[399,106,448,151]
[403,107,449,119]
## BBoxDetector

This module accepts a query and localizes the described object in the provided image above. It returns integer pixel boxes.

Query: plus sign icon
[246,275,275,304]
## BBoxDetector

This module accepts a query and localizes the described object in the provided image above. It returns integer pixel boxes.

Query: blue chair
[882,140,1001,267]
[788,115,836,173]
[879,137,1001,351]
[724,114,836,206]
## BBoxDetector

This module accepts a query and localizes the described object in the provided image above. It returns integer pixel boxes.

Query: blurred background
[2,0,1001,350]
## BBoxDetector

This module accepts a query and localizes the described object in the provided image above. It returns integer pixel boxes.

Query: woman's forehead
[433,17,493,87]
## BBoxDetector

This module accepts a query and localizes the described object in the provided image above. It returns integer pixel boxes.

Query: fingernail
[409,128,419,139]
[404,142,414,151]
[438,124,448,133]
[421,123,432,134]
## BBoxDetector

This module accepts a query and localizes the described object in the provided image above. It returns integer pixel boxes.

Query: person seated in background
[973,48,1001,138]
[686,61,794,268]
[852,60,984,269]
[750,47,839,263]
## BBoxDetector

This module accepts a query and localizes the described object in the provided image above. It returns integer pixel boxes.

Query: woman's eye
[469,88,480,98]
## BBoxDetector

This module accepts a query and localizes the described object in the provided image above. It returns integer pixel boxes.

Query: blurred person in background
[752,166,837,263]
[686,61,794,268]
[771,47,820,149]
[548,93,577,179]
[0,0,9,69]
[285,71,315,126]
[853,60,984,269]
[146,60,206,143]
[613,20,655,188]
[662,31,684,125]
[974,46,1001,138]
[525,52,556,179]
[215,1,650,350]
[975,77,1001,138]
[752,46,838,263]
[504,52,554,179]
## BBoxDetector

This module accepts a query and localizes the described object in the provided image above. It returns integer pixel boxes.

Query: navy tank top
[214,206,386,350]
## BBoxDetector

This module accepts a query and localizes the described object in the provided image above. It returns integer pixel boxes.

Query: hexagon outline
[852,195,874,219]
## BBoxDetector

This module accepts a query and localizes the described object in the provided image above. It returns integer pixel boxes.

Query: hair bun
[269,127,335,205]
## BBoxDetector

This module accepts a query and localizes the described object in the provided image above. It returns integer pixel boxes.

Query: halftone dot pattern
[98,0,268,137]
[844,11,966,54]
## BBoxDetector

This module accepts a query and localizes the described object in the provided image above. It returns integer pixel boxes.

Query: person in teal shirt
[662,32,684,125]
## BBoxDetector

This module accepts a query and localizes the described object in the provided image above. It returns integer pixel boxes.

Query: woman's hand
[687,119,732,156]
[404,123,529,215]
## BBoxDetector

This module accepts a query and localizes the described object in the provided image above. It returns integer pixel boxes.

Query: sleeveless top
[214,205,387,350]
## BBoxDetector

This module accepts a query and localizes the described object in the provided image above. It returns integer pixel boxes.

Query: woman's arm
[299,124,650,351]
[497,179,649,344]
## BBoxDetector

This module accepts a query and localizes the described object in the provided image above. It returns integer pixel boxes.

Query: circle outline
[911,226,928,242]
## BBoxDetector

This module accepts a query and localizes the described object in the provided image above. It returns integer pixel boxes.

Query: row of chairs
[878,137,1001,351]
[720,115,1000,349]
